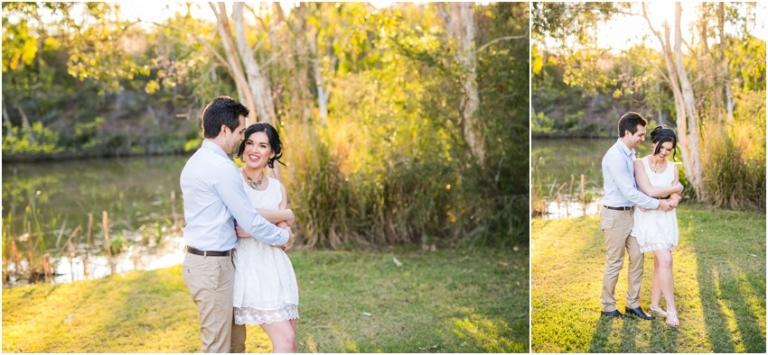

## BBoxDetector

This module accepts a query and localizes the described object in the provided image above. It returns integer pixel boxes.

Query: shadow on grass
[697,262,765,353]
[648,319,679,352]
[589,316,680,353]
[688,210,766,353]
[587,316,618,352]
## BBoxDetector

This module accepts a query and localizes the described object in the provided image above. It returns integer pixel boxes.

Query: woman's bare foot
[665,310,679,327]
[649,305,667,317]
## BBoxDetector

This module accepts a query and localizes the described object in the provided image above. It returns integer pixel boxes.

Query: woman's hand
[284,209,295,226]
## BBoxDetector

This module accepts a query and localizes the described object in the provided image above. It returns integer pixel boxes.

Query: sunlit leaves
[2,6,38,72]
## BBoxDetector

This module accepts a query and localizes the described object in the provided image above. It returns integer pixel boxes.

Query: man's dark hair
[201,96,250,138]
[237,123,286,169]
[617,112,648,137]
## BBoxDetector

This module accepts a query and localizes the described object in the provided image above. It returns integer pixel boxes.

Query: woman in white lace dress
[233,123,299,352]
[631,126,682,327]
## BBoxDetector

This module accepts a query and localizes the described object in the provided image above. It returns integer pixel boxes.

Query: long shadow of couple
[588,315,679,353]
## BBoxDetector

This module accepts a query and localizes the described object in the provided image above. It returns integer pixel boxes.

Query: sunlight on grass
[531,205,765,353]
[3,247,525,353]
[449,308,525,352]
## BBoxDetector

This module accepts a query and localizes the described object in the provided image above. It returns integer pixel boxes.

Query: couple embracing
[600,112,682,328]
[180,96,300,352]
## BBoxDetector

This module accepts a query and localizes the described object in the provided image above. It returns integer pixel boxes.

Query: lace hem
[235,304,299,325]
[640,242,675,253]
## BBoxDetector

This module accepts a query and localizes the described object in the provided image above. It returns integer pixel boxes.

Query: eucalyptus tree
[532,2,765,208]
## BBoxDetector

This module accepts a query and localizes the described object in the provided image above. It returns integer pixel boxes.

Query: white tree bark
[643,3,707,201]
[3,102,14,136]
[209,2,257,125]
[232,2,276,125]
[439,2,485,162]
[307,22,330,127]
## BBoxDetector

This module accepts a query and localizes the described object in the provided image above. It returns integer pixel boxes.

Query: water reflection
[2,155,188,287]
[538,200,601,219]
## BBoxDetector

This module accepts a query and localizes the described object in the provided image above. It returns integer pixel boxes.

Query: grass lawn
[3,246,528,353]
[531,204,766,353]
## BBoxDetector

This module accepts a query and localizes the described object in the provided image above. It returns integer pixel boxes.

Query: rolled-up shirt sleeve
[212,164,289,246]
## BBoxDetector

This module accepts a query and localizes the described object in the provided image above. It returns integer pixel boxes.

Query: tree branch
[477,35,528,52]
[151,21,231,75]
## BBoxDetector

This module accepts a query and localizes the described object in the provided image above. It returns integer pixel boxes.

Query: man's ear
[220,124,228,136]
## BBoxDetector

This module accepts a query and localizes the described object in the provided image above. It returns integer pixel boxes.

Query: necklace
[245,171,264,190]
[651,159,664,173]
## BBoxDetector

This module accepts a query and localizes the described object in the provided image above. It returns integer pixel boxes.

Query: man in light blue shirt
[599,112,680,320]
[180,96,294,353]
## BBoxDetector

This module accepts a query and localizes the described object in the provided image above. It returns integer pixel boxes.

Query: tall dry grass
[283,122,524,249]
[701,92,766,210]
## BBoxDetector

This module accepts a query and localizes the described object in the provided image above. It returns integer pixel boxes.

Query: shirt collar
[201,139,228,158]
[617,138,635,157]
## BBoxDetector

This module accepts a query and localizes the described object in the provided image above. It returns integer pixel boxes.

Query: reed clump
[701,120,766,210]
[285,123,524,249]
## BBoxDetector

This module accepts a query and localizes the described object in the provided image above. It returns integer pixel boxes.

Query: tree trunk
[2,103,13,136]
[289,2,313,125]
[209,2,257,125]
[673,4,706,201]
[643,3,706,201]
[717,3,734,124]
[307,23,330,127]
[232,2,276,125]
[439,3,485,162]
[15,103,35,142]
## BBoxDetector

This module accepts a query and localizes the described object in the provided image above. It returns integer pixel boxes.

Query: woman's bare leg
[654,249,678,326]
[650,255,663,311]
[260,320,297,353]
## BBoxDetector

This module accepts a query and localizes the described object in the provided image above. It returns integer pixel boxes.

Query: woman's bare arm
[634,159,683,197]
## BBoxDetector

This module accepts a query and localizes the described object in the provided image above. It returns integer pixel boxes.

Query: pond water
[531,138,653,219]
[2,155,190,286]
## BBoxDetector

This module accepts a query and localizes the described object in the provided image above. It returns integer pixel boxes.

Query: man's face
[225,116,246,154]
[626,125,647,150]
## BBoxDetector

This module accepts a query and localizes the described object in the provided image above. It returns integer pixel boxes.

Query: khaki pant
[183,252,241,353]
[599,208,643,312]
[231,323,246,353]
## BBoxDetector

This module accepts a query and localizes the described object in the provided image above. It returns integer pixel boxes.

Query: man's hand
[235,223,252,238]
[279,227,295,251]
[658,199,672,212]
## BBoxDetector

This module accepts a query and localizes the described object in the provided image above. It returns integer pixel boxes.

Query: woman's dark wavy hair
[236,123,285,169]
[650,125,677,161]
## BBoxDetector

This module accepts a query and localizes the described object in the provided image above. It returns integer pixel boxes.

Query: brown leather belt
[186,246,232,257]
[603,205,634,211]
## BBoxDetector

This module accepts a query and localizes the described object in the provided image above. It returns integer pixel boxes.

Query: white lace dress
[233,176,299,325]
[631,156,679,253]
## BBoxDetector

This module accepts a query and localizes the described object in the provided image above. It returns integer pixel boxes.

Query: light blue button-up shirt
[180,140,288,251]
[601,139,659,209]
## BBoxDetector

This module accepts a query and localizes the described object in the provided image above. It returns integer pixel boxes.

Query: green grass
[2,246,528,353]
[531,204,766,353]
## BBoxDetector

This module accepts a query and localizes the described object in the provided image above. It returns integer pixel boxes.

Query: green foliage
[2,2,526,248]
[1,122,62,155]
[278,2,527,248]
[71,117,105,149]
